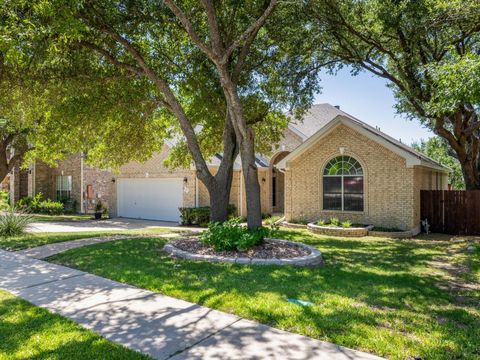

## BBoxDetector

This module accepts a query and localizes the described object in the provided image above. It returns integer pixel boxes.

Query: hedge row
[179,204,236,227]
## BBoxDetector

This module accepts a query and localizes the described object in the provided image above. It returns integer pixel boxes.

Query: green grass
[48,229,480,360]
[30,214,94,222]
[0,289,149,359]
[0,228,175,251]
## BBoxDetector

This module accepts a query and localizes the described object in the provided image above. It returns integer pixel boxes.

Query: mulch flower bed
[171,238,310,259]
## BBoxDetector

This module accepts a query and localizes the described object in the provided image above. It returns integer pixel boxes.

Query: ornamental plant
[200,218,271,251]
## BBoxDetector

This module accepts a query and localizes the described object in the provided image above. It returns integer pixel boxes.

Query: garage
[117,178,184,222]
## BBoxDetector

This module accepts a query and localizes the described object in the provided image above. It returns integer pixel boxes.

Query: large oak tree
[4,0,322,227]
[310,0,480,189]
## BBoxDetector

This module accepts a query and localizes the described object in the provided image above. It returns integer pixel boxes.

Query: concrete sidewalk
[0,250,383,360]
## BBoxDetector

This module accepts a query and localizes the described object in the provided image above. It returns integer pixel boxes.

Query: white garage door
[117,178,183,222]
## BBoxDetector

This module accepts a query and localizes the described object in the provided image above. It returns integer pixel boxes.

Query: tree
[4,0,321,227]
[310,0,480,189]
[0,53,35,183]
[412,137,465,189]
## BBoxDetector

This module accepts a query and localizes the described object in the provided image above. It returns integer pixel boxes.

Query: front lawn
[0,290,149,359]
[0,228,175,251]
[48,229,480,360]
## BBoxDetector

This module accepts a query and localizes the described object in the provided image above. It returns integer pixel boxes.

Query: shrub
[36,199,64,215]
[330,217,340,227]
[0,206,33,237]
[17,193,64,215]
[342,220,352,228]
[17,193,43,211]
[0,191,9,210]
[95,200,104,213]
[316,219,327,226]
[200,218,270,251]
[179,204,236,227]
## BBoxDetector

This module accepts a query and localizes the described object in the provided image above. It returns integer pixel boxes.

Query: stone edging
[307,223,373,237]
[163,238,323,267]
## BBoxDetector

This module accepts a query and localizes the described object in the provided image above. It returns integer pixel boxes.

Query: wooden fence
[420,190,480,235]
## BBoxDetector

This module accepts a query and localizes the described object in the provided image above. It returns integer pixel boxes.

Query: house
[10,104,449,232]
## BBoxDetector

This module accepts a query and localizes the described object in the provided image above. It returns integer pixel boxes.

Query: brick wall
[83,165,113,213]
[284,124,426,230]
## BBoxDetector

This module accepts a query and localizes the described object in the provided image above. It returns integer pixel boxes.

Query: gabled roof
[288,103,344,139]
[277,106,450,173]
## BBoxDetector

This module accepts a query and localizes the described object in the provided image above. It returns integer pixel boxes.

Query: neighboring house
[10,104,449,232]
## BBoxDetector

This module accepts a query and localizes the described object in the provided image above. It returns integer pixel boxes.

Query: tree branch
[200,0,224,54]
[222,0,278,64]
[163,0,216,60]
[77,41,143,75]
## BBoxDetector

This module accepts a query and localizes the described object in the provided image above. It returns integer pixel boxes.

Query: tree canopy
[2,0,323,226]
[310,0,480,188]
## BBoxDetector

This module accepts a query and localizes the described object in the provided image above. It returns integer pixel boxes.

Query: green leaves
[426,52,480,116]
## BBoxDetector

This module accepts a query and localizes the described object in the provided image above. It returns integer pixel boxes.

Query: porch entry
[271,151,290,213]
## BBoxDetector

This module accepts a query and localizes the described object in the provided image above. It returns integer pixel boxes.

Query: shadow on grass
[0,291,148,359]
[48,231,480,360]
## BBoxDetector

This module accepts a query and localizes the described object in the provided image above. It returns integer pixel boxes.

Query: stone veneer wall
[285,124,426,230]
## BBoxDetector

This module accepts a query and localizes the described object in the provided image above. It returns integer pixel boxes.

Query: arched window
[323,156,364,211]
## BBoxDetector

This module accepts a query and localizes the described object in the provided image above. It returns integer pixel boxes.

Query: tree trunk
[194,114,238,223]
[220,79,263,229]
[461,156,480,190]
[239,129,263,229]
[435,109,480,190]
[208,180,232,222]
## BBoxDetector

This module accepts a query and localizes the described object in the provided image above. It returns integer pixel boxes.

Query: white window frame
[323,156,364,212]
[56,175,72,202]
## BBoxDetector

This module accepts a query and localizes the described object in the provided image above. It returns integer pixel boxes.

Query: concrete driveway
[27,217,199,233]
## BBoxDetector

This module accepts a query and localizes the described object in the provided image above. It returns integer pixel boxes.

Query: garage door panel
[117,178,183,221]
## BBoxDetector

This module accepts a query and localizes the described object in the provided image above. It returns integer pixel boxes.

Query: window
[323,156,364,212]
[56,175,72,202]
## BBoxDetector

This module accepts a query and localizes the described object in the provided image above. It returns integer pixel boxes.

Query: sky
[313,67,433,145]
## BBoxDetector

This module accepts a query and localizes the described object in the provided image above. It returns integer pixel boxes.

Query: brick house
[10,104,449,232]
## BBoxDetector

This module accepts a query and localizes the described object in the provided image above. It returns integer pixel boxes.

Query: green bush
[36,199,64,215]
[17,193,64,215]
[0,206,33,237]
[0,191,9,210]
[179,204,236,227]
[342,220,352,228]
[330,217,340,226]
[200,218,270,251]
[17,193,42,211]
[316,219,327,226]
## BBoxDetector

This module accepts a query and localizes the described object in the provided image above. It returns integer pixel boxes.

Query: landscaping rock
[163,237,323,267]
